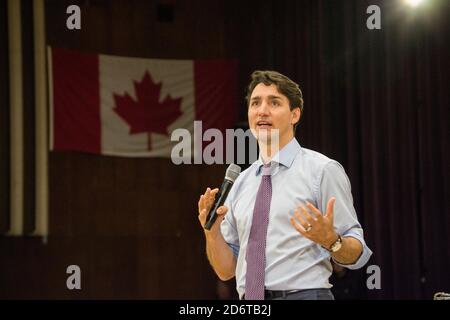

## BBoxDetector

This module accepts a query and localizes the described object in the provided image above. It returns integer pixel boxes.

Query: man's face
[248,83,300,146]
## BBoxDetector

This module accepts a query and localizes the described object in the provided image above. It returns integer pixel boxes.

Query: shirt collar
[255,138,301,176]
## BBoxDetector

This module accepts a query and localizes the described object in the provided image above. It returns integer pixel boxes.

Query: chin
[255,129,279,144]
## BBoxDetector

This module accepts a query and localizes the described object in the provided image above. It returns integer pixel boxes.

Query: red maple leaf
[113,71,183,150]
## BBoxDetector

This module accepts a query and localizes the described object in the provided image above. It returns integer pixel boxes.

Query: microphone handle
[204,179,233,230]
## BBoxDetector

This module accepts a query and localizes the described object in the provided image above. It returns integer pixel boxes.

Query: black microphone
[204,163,241,230]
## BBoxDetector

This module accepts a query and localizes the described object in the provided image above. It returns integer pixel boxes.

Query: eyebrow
[250,95,283,101]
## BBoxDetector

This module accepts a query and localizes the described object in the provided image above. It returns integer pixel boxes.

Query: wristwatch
[328,234,343,253]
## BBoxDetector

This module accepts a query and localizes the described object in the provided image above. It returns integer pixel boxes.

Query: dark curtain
[229,0,449,299]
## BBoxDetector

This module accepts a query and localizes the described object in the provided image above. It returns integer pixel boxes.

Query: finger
[293,209,309,230]
[205,188,218,200]
[306,201,323,220]
[203,187,216,203]
[325,197,336,221]
[200,190,210,207]
[290,217,308,236]
[199,208,207,219]
[198,195,204,212]
[198,208,208,224]
[202,188,210,208]
[206,189,219,207]
[300,206,316,224]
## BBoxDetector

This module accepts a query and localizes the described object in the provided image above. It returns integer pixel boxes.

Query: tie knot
[261,163,272,176]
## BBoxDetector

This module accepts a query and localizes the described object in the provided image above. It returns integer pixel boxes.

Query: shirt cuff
[332,231,373,270]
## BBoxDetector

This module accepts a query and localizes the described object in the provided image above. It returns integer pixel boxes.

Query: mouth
[256,120,272,128]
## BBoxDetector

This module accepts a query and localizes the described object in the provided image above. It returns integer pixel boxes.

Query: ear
[291,107,301,125]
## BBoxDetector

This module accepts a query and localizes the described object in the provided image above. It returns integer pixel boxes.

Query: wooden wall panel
[0,0,10,234]
[21,0,37,234]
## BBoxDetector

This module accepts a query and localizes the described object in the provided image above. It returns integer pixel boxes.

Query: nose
[258,100,270,116]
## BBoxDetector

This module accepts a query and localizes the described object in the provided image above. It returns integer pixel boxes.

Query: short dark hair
[246,70,304,131]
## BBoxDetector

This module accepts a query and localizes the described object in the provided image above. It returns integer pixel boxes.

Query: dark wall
[0,0,448,299]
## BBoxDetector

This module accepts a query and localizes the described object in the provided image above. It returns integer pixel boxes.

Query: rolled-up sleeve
[336,230,373,269]
[317,161,373,270]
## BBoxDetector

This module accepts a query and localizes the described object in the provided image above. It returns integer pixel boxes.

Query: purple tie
[245,164,272,300]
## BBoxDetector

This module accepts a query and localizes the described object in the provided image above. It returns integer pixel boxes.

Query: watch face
[331,236,342,252]
[331,241,342,252]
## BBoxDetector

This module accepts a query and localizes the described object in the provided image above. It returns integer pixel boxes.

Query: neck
[259,135,294,163]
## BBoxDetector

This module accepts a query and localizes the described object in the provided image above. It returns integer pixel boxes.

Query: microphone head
[225,163,241,182]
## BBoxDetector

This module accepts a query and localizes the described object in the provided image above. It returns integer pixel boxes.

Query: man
[198,70,372,300]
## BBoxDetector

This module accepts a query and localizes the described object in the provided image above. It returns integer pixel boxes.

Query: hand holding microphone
[198,187,224,234]
[198,164,241,232]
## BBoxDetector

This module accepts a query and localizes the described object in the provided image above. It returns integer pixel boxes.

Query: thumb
[325,197,336,221]
[216,206,228,216]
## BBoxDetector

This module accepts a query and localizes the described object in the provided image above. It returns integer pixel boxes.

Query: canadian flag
[48,47,237,157]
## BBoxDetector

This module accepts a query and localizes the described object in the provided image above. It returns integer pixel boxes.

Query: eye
[272,100,280,106]
[250,101,259,107]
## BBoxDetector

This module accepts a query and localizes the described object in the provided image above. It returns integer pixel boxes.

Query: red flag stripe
[52,47,101,153]
[194,60,238,132]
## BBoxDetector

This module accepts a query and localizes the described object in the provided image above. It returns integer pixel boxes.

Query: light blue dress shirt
[221,138,373,298]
